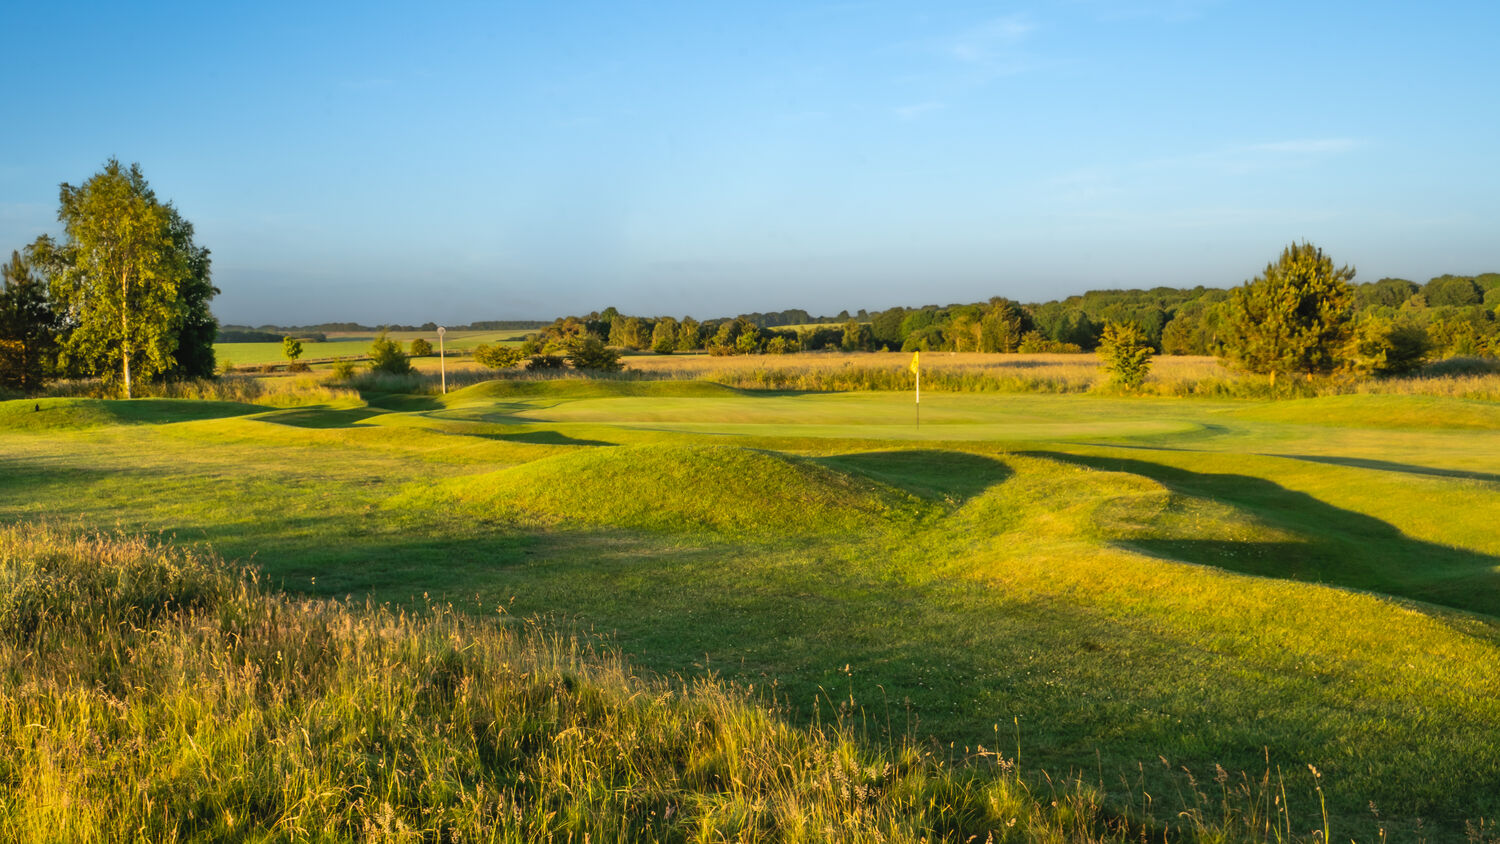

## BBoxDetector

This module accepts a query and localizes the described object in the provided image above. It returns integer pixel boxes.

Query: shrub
[566,336,624,372]
[287,360,311,373]
[368,331,412,375]
[1098,321,1154,389]
[1344,315,1431,376]
[330,360,356,380]
[409,337,433,357]
[526,354,566,371]
[473,343,522,369]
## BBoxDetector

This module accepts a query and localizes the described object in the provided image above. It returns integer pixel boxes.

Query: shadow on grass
[817,450,1013,503]
[1267,453,1500,485]
[364,393,445,412]
[1025,450,1500,618]
[260,407,387,428]
[474,430,615,447]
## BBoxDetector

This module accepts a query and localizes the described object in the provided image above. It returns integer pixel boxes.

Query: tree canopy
[1221,243,1355,382]
[41,160,216,396]
[0,249,57,393]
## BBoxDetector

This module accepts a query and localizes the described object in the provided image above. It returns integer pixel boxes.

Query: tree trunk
[121,266,131,399]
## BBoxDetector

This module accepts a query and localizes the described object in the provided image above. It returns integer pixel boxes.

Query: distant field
[215,328,530,366]
[4,375,1500,837]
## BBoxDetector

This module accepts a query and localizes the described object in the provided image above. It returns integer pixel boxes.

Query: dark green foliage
[651,317,678,354]
[566,335,624,372]
[159,208,218,381]
[734,324,763,354]
[1356,278,1420,309]
[472,343,522,369]
[798,325,843,351]
[841,319,873,352]
[409,337,433,357]
[676,317,701,351]
[368,331,412,375]
[1098,321,1153,388]
[0,249,57,393]
[900,325,944,351]
[1344,314,1431,376]
[869,308,906,346]
[1031,304,1100,349]
[1222,243,1355,381]
[525,354,566,371]
[1425,275,1483,307]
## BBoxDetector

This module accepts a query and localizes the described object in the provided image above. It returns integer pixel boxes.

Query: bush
[368,331,412,375]
[566,336,624,372]
[409,337,433,357]
[287,360,311,373]
[1098,321,1154,389]
[330,360,356,380]
[526,354,566,371]
[473,343,523,369]
[1344,315,1431,376]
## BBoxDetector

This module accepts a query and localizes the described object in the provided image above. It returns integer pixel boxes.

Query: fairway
[4,381,1500,838]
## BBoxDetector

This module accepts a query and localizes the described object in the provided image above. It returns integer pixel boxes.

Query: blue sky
[2,1,1497,325]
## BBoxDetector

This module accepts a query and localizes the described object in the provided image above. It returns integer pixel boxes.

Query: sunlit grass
[4,382,1500,838]
[2,522,1321,843]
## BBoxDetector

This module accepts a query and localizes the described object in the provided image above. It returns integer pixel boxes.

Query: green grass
[216,330,528,366]
[3,380,1500,838]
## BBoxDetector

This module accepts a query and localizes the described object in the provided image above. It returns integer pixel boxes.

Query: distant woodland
[520,271,1500,362]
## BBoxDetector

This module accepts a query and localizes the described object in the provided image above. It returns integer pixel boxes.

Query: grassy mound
[399,443,934,536]
[3,523,1268,843]
[1232,393,1500,429]
[0,397,262,431]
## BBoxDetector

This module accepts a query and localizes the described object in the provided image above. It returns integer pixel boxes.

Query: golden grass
[0,522,1322,843]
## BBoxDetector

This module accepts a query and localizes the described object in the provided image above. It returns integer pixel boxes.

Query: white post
[915,363,920,428]
[437,326,446,394]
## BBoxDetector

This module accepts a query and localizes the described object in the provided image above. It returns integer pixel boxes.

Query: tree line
[513,244,1488,382]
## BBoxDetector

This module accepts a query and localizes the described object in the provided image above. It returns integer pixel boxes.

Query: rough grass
[0,522,1301,844]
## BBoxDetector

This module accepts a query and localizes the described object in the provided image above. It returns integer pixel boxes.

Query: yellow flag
[909,351,919,373]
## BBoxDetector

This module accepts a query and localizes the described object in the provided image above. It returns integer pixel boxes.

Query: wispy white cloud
[1128,137,1365,176]
[1243,138,1359,154]
[948,15,1036,66]
[893,101,946,121]
[1076,0,1222,24]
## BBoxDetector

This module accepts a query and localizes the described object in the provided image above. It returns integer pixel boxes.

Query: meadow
[216,329,530,367]
[4,357,1500,841]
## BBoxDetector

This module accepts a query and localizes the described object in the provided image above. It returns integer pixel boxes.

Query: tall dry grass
[621,351,1500,400]
[0,522,1350,843]
[42,374,360,407]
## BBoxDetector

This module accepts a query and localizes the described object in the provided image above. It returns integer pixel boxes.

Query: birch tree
[48,160,193,397]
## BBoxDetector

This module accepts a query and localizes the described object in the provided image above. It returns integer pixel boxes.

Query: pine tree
[1222,243,1355,383]
[0,249,58,393]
